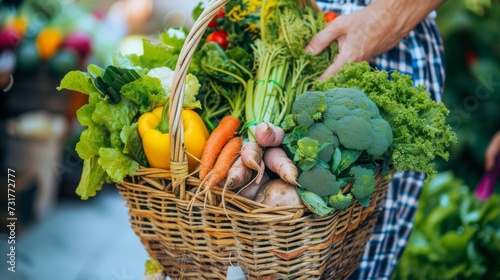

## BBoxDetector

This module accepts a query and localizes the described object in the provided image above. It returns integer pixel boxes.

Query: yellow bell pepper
[138,106,209,172]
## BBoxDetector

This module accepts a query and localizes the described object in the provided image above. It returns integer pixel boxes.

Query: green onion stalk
[245,0,336,141]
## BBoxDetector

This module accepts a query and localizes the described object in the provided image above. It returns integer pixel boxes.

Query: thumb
[318,51,350,80]
[305,19,344,55]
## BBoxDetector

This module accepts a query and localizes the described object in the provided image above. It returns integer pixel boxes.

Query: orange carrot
[199,115,240,179]
[206,136,243,187]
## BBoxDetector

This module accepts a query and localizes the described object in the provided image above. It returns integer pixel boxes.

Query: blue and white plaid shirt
[314,1,446,279]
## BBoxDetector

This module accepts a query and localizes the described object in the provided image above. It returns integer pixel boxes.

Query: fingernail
[304,45,313,54]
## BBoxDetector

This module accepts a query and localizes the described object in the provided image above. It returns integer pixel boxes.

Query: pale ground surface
[1,190,151,280]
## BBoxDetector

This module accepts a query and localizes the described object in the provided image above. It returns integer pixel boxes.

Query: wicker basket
[116,0,393,279]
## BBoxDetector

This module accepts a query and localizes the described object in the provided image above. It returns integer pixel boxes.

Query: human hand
[485,131,500,171]
[305,0,444,80]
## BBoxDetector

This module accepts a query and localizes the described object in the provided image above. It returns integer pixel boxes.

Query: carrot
[199,115,240,179]
[263,147,299,185]
[254,121,285,147]
[206,136,243,187]
[224,156,254,189]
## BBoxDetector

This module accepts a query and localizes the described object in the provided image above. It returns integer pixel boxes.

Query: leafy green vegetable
[92,97,138,138]
[67,90,142,198]
[297,188,334,217]
[58,27,209,200]
[56,70,98,95]
[75,124,110,160]
[120,75,166,114]
[197,42,250,123]
[98,148,140,182]
[393,172,500,280]
[76,157,111,200]
[336,149,361,175]
[121,123,148,167]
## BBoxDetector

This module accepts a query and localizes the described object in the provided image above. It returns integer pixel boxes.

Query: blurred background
[0,0,498,279]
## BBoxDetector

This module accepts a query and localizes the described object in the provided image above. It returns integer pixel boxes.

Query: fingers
[305,17,345,56]
[319,51,350,80]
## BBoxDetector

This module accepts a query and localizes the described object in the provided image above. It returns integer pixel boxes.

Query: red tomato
[206,30,228,49]
[324,11,338,23]
[208,8,225,28]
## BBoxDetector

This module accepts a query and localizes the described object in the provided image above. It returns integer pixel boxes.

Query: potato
[254,179,303,207]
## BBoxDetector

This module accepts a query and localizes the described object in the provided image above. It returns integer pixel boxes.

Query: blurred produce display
[435,0,500,191]
[0,0,124,76]
[393,172,500,280]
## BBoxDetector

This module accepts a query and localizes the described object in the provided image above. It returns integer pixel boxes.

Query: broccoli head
[297,165,346,197]
[314,62,457,179]
[328,190,353,211]
[323,88,393,158]
[349,166,375,206]
[290,91,327,128]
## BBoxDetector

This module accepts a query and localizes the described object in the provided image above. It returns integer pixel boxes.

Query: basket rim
[121,165,394,219]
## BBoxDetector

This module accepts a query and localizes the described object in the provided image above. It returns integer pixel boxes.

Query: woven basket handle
[169,0,230,199]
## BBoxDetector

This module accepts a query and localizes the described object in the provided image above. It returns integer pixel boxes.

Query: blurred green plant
[393,172,500,280]
[435,0,500,190]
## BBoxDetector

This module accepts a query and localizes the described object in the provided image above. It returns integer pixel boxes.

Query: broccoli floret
[349,166,375,206]
[324,88,379,117]
[296,110,315,128]
[308,123,339,163]
[297,165,344,197]
[325,115,373,151]
[296,137,321,167]
[291,91,327,128]
[328,190,353,211]
[322,88,393,158]
[281,114,296,131]
[367,118,393,157]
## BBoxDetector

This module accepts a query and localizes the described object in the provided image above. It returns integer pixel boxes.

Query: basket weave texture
[118,168,390,280]
[117,0,393,279]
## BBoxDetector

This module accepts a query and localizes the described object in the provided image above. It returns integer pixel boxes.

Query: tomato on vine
[208,8,225,28]
[206,30,228,49]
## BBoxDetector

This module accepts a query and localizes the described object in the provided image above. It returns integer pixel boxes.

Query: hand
[305,0,444,80]
[485,131,500,171]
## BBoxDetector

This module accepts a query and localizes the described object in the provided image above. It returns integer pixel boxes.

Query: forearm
[369,0,446,39]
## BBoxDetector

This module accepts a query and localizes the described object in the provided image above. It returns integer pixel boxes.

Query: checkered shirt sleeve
[314,1,446,279]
